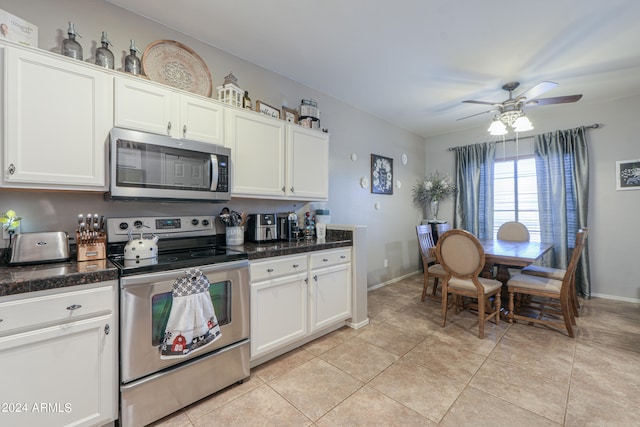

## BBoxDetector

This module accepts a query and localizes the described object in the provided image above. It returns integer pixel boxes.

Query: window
[493,156,541,242]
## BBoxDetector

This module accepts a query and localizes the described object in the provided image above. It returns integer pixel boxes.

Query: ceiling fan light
[513,115,534,132]
[488,119,507,135]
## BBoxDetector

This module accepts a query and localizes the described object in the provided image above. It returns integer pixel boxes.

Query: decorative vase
[430,200,439,221]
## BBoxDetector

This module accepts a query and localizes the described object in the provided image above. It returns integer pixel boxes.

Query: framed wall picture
[616,159,640,190]
[256,100,280,119]
[371,154,393,195]
[281,106,298,124]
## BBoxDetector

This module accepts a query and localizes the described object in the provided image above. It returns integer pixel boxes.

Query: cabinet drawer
[0,284,114,336]
[309,249,351,269]
[250,255,307,282]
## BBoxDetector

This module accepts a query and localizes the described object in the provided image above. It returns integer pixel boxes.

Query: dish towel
[160,268,222,359]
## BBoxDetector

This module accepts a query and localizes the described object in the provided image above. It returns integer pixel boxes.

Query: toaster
[9,231,70,265]
[245,214,278,243]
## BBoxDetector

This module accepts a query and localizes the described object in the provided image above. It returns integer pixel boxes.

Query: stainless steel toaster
[9,231,70,265]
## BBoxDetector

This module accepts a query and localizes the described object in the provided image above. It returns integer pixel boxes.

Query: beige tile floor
[152,274,640,426]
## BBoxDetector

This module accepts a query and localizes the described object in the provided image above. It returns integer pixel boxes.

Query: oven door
[119,259,249,384]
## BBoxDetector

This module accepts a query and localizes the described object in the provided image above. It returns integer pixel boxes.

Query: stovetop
[109,245,248,276]
[106,215,248,276]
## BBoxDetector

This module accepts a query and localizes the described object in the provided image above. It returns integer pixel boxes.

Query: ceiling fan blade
[462,100,499,106]
[456,109,498,121]
[526,94,583,106]
[517,81,559,101]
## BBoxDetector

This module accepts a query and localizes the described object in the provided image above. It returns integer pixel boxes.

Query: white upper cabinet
[226,107,329,200]
[286,125,329,200]
[225,108,287,198]
[1,45,112,190]
[114,76,224,145]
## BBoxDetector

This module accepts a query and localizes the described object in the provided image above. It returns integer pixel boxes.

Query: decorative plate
[142,40,212,97]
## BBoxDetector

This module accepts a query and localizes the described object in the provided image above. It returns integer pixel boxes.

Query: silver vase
[430,200,439,221]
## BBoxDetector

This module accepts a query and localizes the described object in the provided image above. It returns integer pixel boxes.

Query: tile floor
[152,274,640,426]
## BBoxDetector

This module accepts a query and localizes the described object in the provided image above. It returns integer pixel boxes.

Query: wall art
[371,154,393,195]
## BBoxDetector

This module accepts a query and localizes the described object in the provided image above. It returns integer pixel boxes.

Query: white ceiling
[105,0,640,138]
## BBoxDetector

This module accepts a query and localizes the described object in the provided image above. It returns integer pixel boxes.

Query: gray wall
[0,0,426,287]
[425,95,640,302]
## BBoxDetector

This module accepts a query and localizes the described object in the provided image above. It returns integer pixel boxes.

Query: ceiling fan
[457,81,583,134]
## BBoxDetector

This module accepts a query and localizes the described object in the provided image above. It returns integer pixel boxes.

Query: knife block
[76,232,106,261]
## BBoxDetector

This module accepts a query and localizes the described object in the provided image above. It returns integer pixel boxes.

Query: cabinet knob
[8,163,15,175]
[290,187,295,193]
[313,275,318,281]
[267,268,274,273]
[183,125,187,137]
[293,264,299,268]
[281,186,286,193]
[167,121,172,135]
[104,324,110,335]
[340,255,346,259]
[66,304,82,311]
[323,258,329,262]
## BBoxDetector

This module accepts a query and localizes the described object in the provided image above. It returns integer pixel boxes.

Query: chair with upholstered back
[497,221,530,242]
[520,227,589,319]
[416,225,447,301]
[507,229,587,337]
[435,229,502,338]
[436,222,452,238]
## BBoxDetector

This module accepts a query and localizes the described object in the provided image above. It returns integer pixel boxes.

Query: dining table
[478,239,554,285]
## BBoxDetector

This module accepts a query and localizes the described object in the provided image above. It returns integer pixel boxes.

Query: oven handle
[119,259,249,288]
[120,338,249,389]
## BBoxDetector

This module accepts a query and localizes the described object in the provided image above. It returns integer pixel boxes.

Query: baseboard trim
[590,292,640,304]
[368,270,421,291]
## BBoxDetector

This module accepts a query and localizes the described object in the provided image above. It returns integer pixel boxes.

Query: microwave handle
[210,154,219,191]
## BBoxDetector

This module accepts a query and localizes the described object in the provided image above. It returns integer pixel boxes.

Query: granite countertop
[0,258,119,297]
[0,231,353,298]
[238,237,352,260]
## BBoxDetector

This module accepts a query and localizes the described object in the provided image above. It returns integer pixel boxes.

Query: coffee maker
[277,212,302,241]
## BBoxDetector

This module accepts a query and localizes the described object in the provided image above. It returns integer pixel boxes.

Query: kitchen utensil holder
[76,232,106,261]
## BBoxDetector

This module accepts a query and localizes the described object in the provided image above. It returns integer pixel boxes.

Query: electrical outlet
[384,259,388,268]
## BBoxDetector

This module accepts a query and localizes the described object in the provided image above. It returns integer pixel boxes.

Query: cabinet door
[114,76,177,137]
[3,47,112,190]
[309,263,352,332]
[250,272,308,359]
[180,95,225,144]
[225,109,286,198]
[287,125,329,200]
[0,315,117,427]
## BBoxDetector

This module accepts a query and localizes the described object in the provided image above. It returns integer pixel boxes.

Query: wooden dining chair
[520,227,589,318]
[497,221,530,242]
[435,229,502,338]
[416,225,447,301]
[506,229,587,337]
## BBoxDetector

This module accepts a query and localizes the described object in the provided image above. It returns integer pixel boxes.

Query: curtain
[534,126,591,297]
[453,142,495,238]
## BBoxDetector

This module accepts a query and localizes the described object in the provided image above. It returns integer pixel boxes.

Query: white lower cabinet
[310,262,352,332]
[250,248,351,362]
[0,281,118,427]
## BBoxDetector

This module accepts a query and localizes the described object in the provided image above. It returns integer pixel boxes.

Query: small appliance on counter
[8,231,70,265]
[245,213,277,243]
[277,212,302,242]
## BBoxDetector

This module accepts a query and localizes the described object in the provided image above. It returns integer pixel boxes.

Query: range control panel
[106,215,216,242]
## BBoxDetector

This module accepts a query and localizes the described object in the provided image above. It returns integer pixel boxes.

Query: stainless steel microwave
[106,127,230,202]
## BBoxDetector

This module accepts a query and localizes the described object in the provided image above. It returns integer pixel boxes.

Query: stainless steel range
[107,215,250,427]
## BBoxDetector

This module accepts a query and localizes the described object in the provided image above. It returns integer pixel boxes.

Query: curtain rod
[447,123,601,151]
